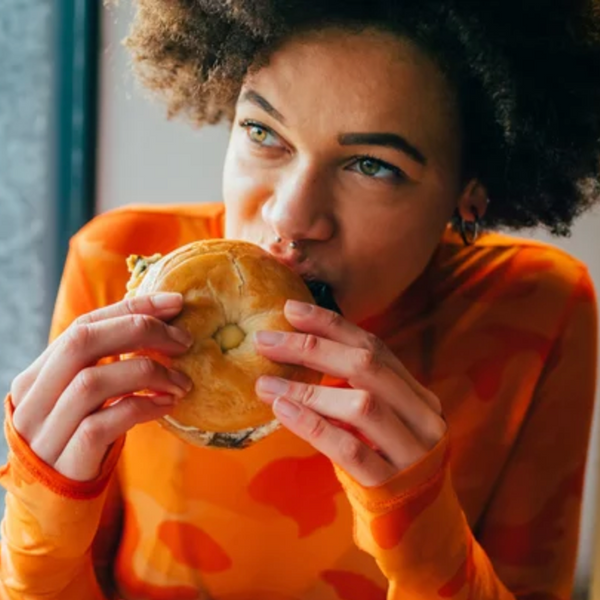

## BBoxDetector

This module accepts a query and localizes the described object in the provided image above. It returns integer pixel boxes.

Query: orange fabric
[0,202,597,600]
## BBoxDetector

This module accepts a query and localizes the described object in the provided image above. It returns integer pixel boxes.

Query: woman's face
[223,27,476,324]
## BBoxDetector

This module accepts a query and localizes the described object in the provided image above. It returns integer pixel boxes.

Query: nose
[262,163,335,244]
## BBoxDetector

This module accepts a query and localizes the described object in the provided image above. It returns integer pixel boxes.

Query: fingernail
[151,395,176,406]
[257,376,289,396]
[151,293,183,310]
[168,369,193,393]
[255,331,285,346]
[168,325,193,347]
[274,397,301,419]
[286,300,313,316]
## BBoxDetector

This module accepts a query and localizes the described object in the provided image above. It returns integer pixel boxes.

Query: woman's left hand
[254,300,447,487]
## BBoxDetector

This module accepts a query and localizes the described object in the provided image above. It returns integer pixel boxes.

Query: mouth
[304,279,342,315]
[259,243,342,315]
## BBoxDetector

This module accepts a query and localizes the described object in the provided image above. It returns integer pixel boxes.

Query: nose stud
[274,235,298,250]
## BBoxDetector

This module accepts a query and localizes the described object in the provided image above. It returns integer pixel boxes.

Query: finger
[254,330,437,441]
[10,293,184,407]
[271,396,396,487]
[284,300,442,415]
[53,394,175,482]
[257,377,432,469]
[77,292,185,326]
[19,312,193,423]
[29,358,192,463]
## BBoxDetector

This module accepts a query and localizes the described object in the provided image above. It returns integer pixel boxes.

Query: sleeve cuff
[334,434,451,513]
[2,394,124,500]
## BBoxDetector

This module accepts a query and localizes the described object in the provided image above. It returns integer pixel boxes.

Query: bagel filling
[214,323,246,352]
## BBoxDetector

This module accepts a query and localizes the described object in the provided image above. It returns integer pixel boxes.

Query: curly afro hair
[123,0,600,235]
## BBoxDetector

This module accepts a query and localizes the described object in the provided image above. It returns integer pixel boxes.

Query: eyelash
[238,119,407,182]
[240,120,280,147]
[351,153,407,182]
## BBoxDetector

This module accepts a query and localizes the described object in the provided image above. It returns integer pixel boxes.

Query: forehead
[244,27,461,159]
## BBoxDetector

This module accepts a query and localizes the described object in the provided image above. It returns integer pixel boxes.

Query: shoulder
[438,229,597,331]
[485,232,593,296]
[67,202,225,308]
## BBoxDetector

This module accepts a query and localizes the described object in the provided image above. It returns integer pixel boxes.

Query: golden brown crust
[125,239,321,447]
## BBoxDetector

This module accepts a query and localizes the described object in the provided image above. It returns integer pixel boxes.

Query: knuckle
[135,357,159,379]
[123,297,139,315]
[130,314,154,336]
[114,398,143,425]
[78,419,106,449]
[10,370,31,403]
[353,392,381,422]
[307,415,327,440]
[426,391,443,415]
[124,397,151,421]
[11,406,32,440]
[63,323,91,356]
[427,417,448,446]
[356,346,384,374]
[340,436,368,467]
[73,368,100,397]
[301,334,319,353]
[73,313,93,328]
[364,333,386,356]
[326,310,343,328]
[298,384,317,408]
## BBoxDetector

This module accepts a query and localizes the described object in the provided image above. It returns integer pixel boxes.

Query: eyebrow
[239,89,427,166]
[239,90,286,124]
[338,132,427,166]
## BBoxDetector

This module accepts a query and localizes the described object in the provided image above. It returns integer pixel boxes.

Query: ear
[457,180,489,221]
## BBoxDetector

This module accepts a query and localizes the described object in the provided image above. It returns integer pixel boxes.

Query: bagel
[124,239,322,449]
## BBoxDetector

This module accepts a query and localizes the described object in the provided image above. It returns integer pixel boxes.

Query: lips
[260,243,342,314]
[261,244,313,278]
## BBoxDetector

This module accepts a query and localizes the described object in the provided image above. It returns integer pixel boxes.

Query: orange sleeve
[0,237,123,600]
[335,269,598,599]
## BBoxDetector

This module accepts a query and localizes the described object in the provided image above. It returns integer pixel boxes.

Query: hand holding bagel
[254,301,447,487]
[9,293,193,481]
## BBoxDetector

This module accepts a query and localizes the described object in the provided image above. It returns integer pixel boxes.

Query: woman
[1,1,599,599]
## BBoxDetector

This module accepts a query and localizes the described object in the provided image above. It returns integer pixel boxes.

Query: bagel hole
[214,323,246,352]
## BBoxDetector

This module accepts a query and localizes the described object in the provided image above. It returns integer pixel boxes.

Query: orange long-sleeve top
[0,202,597,600]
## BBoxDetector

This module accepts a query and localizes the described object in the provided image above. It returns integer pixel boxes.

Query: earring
[459,207,482,246]
[289,241,298,250]
[275,236,282,243]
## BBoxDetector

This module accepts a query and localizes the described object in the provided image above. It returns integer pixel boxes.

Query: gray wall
[97,1,229,212]
[0,1,56,504]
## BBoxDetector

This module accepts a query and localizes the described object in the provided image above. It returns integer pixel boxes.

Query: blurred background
[0,1,599,597]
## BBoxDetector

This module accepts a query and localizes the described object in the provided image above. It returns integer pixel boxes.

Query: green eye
[248,125,268,144]
[349,156,405,182]
[358,158,382,177]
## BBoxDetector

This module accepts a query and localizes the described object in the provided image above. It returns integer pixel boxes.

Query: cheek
[344,194,446,257]
[223,144,273,225]
[341,198,448,288]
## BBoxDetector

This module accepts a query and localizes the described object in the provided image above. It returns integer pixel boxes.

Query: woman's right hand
[9,292,194,482]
